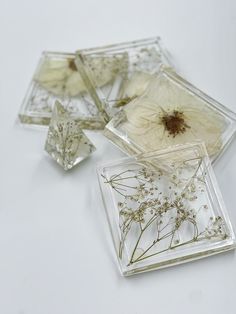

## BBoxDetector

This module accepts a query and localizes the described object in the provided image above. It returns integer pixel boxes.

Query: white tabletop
[1,0,236,313]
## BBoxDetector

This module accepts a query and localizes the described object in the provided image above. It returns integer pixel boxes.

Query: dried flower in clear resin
[19,51,126,129]
[104,67,236,162]
[76,37,171,120]
[97,143,235,276]
[36,54,126,97]
[45,101,96,170]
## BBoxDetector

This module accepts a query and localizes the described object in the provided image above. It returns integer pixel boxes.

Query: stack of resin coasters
[18,37,170,130]
[75,38,236,275]
[18,36,236,274]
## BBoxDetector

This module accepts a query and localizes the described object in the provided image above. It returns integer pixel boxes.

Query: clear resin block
[104,66,236,162]
[97,142,235,276]
[18,51,114,129]
[45,101,96,170]
[76,37,171,121]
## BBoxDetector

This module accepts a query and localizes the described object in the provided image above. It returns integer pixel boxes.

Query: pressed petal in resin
[104,67,236,161]
[35,55,126,97]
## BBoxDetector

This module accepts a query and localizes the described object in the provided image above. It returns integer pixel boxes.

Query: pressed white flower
[122,72,226,158]
[35,56,125,97]
[34,58,85,96]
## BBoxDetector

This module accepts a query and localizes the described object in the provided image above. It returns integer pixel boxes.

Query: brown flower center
[161,110,190,137]
[68,58,77,71]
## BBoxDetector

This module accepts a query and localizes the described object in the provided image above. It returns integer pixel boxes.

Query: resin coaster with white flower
[75,37,172,121]
[97,142,235,276]
[104,66,236,162]
[45,101,96,170]
[18,51,125,129]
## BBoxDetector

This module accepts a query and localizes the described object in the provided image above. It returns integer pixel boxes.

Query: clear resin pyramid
[45,101,96,170]
[97,142,235,276]
[76,37,171,121]
[104,66,236,162]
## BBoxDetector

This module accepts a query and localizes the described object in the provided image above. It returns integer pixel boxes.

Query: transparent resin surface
[45,101,96,170]
[19,51,112,129]
[97,143,235,276]
[76,37,171,120]
[104,67,236,162]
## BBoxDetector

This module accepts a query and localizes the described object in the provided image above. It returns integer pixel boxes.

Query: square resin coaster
[76,37,171,121]
[104,66,236,162]
[18,51,109,129]
[97,142,235,276]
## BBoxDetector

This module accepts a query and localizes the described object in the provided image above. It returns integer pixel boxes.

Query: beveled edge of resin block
[75,37,172,123]
[103,66,236,163]
[76,37,168,58]
[18,51,106,130]
[97,142,236,276]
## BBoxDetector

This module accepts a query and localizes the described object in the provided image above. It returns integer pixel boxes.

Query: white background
[0,1,236,313]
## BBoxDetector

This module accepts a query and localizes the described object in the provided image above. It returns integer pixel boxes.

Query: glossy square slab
[97,142,235,276]
[45,101,96,170]
[18,51,107,129]
[104,67,236,162]
[76,37,171,121]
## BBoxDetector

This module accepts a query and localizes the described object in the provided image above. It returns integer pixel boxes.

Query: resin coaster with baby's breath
[97,142,235,276]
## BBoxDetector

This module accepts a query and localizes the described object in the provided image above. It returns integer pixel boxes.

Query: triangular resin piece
[45,101,96,170]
